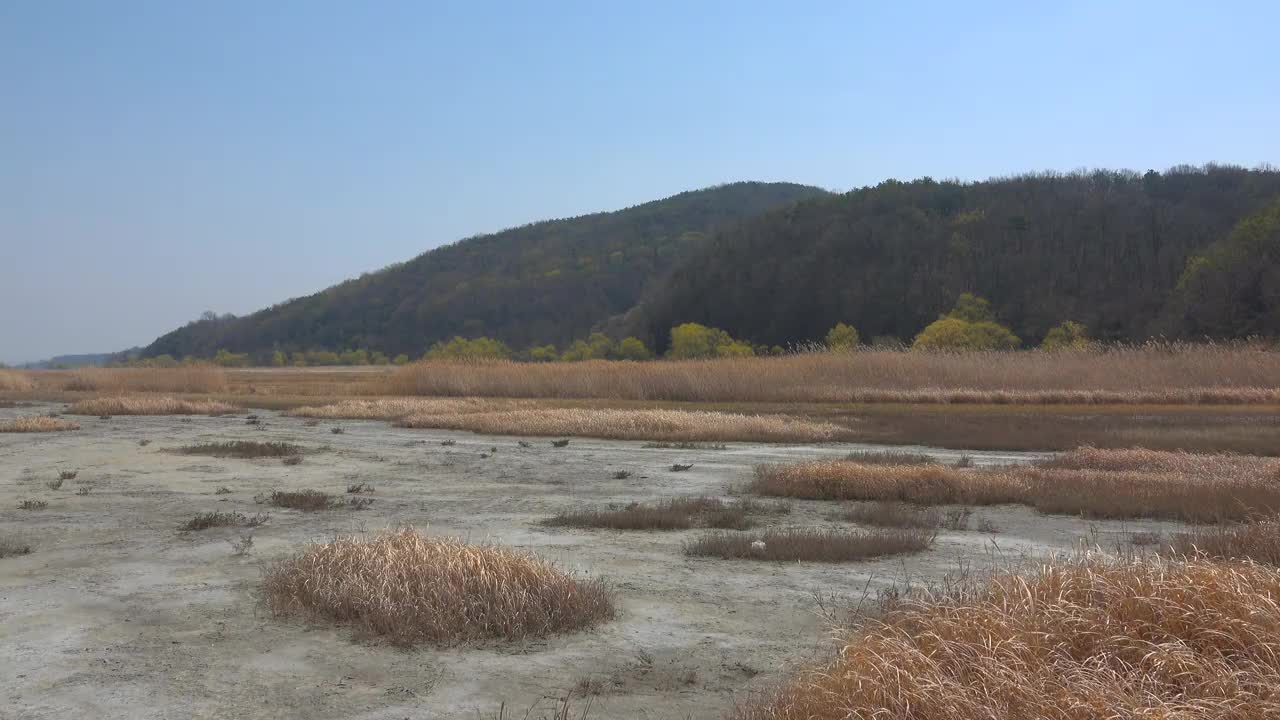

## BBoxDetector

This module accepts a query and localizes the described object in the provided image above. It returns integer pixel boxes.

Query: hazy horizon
[4,1,1278,364]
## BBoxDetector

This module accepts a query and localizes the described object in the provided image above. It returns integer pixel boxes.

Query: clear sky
[2,1,1277,363]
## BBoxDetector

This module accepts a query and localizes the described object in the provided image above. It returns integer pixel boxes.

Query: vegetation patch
[260,489,340,511]
[642,441,728,450]
[66,395,236,416]
[287,397,520,420]
[396,408,846,443]
[844,449,937,465]
[179,441,302,459]
[685,527,935,562]
[0,536,32,558]
[263,527,615,645]
[836,501,944,528]
[0,369,36,392]
[180,511,270,531]
[0,416,80,433]
[731,558,1280,719]
[62,366,227,394]
[543,496,779,531]
[1172,519,1280,566]
[18,500,48,510]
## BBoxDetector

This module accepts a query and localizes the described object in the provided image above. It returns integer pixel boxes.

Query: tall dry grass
[1172,519,1280,566]
[0,369,36,392]
[395,408,847,442]
[63,366,228,394]
[0,416,81,433]
[751,449,1280,522]
[383,346,1280,404]
[64,395,238,416]
[733,557,1280,719]
[264,527,615,645]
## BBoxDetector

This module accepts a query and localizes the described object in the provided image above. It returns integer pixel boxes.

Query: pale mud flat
[0,403,1183,720]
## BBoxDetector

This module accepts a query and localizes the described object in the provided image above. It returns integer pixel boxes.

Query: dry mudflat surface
[0,403,1186,719]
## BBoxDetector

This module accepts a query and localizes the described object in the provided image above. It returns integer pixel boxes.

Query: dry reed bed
[384,346,1280,404]
[65,395,238,416]
[1172,519,1280,566]
[264,528,615,645]
[751,449,1280,522]
[63,366,228,394]
[733,557,1280,719]
[395,408,847,443]
[286,397,525,420]
[0,416,81,433]
[0,369,36,392]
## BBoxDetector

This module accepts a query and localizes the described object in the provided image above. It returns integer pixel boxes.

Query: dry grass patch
[0,415,80,433]
[180,511,270,531]
[1172,519,1280,566]
[844,449,937,465]
[260,489,340,511]
[1021,467,1280,522]
[836,501,944,528]
[544,497,763,531]
[396,408,846,443]
[287,397,521,420]
[0,369,36,391]
[63,366,227,393]
[732,557,1280,719]
[750,461,1027,505]
[685,527,935,562]
[384,346,1280,404]
[179,441,302,458]
[263,527,615,645]
[0,536,32,558]
[66,395,237,416]
[18,500,48,510]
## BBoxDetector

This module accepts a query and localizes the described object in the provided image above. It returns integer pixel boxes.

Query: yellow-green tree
[912,295,1020,351]
[668,323,754,359]
[271,350,287,367]
[423,336,511,361]
[615,336,652,360]
[1040,321,1090,351]
[825,322,860,351]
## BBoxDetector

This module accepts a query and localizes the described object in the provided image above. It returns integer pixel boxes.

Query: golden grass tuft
[263,527,615,645]
[733,557,1280,719]
[65,395,238,416]
[0,369,36,392]
[0,415,81,433]
[63,365,228,394]
[395,408,846,442]
[751,449,1280,522]
[384,346,1280,404]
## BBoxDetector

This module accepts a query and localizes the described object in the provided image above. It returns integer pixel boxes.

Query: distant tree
[668,323,754,359]
[271,350,287,367]
[212,348,251,367]
[825,322,860,351]
[424,336,511,361]
[339,349,370,366]
[615,337,652,361]
[392,354,410,365]
[290,352,308,367]
[913,295,1020,351]
[1040,321,1090,351]
[370,351,389,365]
[526,344,559,362]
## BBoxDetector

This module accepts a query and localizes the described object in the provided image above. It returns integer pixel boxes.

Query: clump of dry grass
[0,369,36,392]
[0,415,81,433]
[750,461,1027,505]
[180,511,270,531]
[844,449,937,465]
[287,397,521,420]
[544,497,761,531]
[396,408,846,443]
[732,557,1280,719]
[384,346,1280,404]
[0,536,32,558]
[1171,519,1280,566]
[685,527,935,562]
[179,441,302,458]
[260,489,339,511]
[65,395,237,416]
[836,501,944,528]
[63,366,227,394]
[263,527,615,645]
[18,500,48,510]
[752,449,1280,522]
[642,441,729,450]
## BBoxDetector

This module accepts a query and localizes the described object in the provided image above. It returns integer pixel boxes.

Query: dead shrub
[66,395,236,416]
[179,441,302,459]
[685,527,935,562]
[262,489,340,511]
[731,557,1280,719]
[346,482,374,494]
[180,511,270,531]
[263,527,615,645]
[0,536,32,558]
[837,501,943,528]
[18,500,48,510]
[0,416,80,433]
[45,478,63,490]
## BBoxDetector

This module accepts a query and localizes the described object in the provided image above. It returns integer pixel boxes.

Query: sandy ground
[0,403,1187,720]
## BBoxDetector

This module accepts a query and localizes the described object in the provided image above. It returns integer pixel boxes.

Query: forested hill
[141,182,826,359]
[629,166,1280,351]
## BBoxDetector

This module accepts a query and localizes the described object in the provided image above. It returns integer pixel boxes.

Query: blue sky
[2,1,1277,363]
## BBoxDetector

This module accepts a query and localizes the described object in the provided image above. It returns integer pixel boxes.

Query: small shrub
[331,427,345,435]
[215,486,233,495]
[943,507,973,530]
[976,516,999,533]
[304,419,321,427]
[59,470,78,481]
[552,439,571,448]
[75,486,92,496]
[181,511,270,531]
[46,478,64,491]
[518,440,532,448]
[670,463,694,472]
[0,537,33,558]
[282,455,303,466]
[229,534,255,556]
[179,441,302,459]
[263,528,616,645]
[138,439,151,447]
[612,470,632,480]
[18,500,48,510]
[441,439,456,446]
[347,482,375,494]
[684,527,935,562]
[348,496,375,510]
